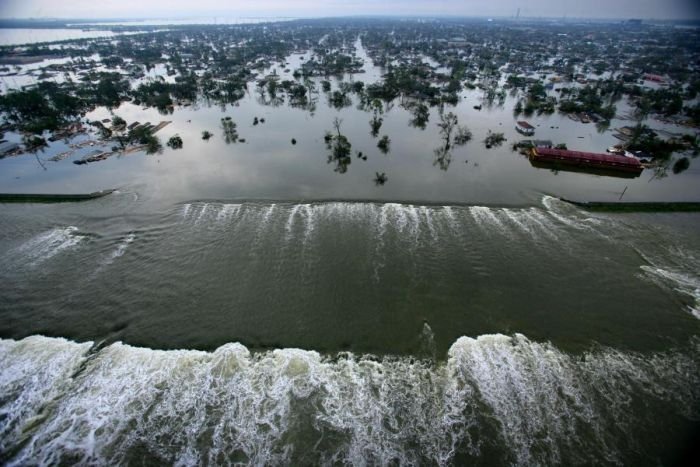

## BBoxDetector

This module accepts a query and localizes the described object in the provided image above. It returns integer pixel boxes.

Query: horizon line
[1,14,700,22]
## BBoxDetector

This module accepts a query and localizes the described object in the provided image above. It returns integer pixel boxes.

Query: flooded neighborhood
[0,16,698,203]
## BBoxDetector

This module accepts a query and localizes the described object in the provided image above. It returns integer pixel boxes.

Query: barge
[529,147,643,176]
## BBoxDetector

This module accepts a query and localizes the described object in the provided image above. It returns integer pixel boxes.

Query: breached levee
[1,334,698,465]
[177,198,609,247]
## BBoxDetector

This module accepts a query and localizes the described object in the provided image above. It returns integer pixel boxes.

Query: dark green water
[1,194,699,465]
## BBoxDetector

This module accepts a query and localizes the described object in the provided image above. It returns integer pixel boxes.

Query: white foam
[0,336,92,455]
[641,265,700,319]
[16,226,85,266]
[302,204,316,244]
[216,203,242,223]
[469,206,509,236]
[374,203,395,239]
[252,204,277,237]
[389,203,409,233]
[2,334,697,465]
[194,203,209,225]
[541,195,595,232]
[110,233,135,260]
[420,206,438,241]
[522,208,560,240]
[448,333,699,465]
[406,205,421,240]
[284,204,302,241]
[501,209,535,236]
[441,206,460,232]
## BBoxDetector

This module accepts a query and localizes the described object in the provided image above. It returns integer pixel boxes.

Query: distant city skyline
[1,0,699,21]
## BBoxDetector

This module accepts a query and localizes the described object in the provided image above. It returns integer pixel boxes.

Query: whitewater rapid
[1,334,698,465]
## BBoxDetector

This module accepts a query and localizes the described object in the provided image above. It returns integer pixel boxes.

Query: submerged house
[0,141,20,157]
[515,121,535,136]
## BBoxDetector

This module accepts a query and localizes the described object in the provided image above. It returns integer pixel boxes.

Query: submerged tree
[369,99,384,137]
[454,126,473,146]
[167,134,183,149]
[221,117,239,144]
[484,131,506,149]
[111,115,126,129]
[128,126,162,155]
[325,117,352,173]
[145,136,163,155]
[370,114,383,137]
[432,111,472,170]
[329,90,351,109]
[407,102,430,129]
[374,172,388,185]
[377,135,391,154]
[110,115,129,149]
[673,157,690,174]
[22,134,47,153]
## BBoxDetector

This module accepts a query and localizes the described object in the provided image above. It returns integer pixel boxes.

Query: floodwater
[1,38,699,465]
[0,28,141,46]
[71,17,296,27]
[1,41,698,206]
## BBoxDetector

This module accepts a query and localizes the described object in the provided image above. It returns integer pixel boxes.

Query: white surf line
[4,333,697,466]
[302,204,316,245]
[194,203,209,225]
[250,204,278,249]
[216,204,242,223]
[284,204,303,242]
[420,206,438,241]
[406,205,421,242]
[259,204,277,227]
[640,265,700,320]
[181,203,191,219]
[18,226,86,267]
[441,206,460,233]
[372,204,393,282]
[500,209,537,237]
[540,195,603,234]
[468,206,511,237]
[390,203,409,234]
[377,203,391,239]
[522,208,560,240]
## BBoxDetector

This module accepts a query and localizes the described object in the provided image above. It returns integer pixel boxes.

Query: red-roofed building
[644,74,665,83]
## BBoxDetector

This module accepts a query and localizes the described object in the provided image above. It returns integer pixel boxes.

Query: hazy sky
[1,0,699,21]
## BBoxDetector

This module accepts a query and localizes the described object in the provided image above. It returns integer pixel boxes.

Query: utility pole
[619,186,628,200]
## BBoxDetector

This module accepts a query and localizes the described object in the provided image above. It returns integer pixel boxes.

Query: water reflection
[432,111,472,171]
[529,159,643,179]
[325,118,352,174]
[369,100,384,137]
